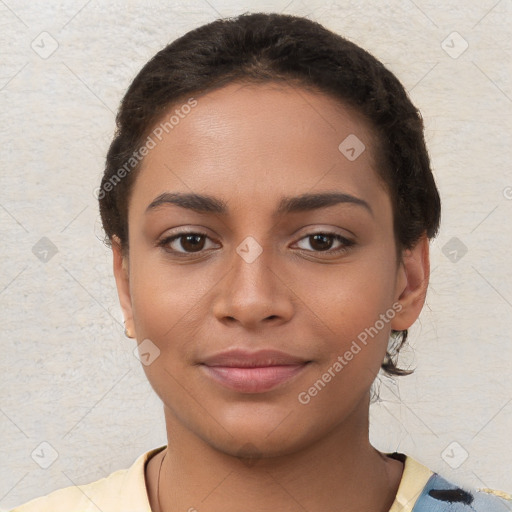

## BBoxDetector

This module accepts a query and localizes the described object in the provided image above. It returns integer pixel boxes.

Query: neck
[148,398,403,512]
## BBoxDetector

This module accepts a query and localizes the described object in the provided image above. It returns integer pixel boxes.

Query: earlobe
[112,236,135,339]
[391,234,430,331]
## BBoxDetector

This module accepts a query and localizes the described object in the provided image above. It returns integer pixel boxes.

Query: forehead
[130,82,390,219]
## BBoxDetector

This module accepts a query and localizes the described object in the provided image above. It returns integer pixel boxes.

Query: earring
[123,321,134,339]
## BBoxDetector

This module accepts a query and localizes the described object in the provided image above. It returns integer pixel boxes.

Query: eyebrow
[145,191,373,217]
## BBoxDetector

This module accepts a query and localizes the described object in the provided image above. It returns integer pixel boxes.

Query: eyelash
[158,230,355,257]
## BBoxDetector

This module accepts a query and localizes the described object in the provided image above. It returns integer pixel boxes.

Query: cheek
[295,274,396,416]
[127,255,207,404]
[297,255,397,338]
[129,249,215,339]
[294,255,398,395]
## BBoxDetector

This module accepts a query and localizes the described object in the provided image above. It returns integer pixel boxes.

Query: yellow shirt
[10,446,435,511]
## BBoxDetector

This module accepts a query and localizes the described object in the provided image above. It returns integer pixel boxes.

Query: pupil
[311,234,331,251]
[182,234,204,252]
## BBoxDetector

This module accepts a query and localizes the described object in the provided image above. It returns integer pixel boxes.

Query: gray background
[1,0,511,508]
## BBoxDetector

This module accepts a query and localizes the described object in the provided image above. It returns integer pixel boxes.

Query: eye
[294,232,354,254]
[159,231,218,254]
[158,230,354,257]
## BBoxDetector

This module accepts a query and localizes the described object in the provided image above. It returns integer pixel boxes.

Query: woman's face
[115,82,425,457]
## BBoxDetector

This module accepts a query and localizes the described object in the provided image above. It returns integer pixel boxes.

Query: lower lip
[201,364,308,393]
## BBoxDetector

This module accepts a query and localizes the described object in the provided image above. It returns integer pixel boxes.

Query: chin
[211,433,312,461]
[197,411,326,461]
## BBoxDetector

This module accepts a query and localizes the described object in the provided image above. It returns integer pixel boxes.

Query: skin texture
[113,82,430,512]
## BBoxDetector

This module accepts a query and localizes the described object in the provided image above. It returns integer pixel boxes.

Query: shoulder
[9,446,166,512]
[389,453,512,512]
[9,469,126,512]
[9,479,107,512]
[412,464,512,511]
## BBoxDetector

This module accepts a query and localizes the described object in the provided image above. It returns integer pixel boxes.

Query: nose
[211,240,294,330]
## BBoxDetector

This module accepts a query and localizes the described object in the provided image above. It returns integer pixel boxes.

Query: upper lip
[201,349,310,368]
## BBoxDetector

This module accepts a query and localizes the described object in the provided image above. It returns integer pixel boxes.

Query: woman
[12,12,511,512]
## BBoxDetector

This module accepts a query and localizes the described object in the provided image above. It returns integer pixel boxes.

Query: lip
[200,349,311,393]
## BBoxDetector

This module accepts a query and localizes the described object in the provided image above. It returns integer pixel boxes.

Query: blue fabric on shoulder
[412,473,512,511]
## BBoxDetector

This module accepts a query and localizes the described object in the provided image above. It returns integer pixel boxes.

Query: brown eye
[308,234,334,251]
[179,234,206,252]
[295,232,354,254]
[160,232,216,254]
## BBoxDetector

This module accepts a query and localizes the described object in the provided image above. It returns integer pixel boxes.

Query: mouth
[199,349,311,393]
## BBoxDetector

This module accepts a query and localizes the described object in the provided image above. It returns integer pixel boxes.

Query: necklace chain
[155,447,395,510]
[156,449,167,512]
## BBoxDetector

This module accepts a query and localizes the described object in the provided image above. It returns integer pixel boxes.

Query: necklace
[156,449,167,512]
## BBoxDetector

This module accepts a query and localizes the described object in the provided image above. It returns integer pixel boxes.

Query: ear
[112,236,135,339]
[391,233,430,331]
